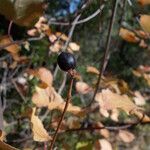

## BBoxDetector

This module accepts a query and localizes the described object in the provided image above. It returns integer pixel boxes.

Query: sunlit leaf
[75,81,92,94]
[139,15,150,33]
[119,28,140,43]
[119,130,135,143]
[95,89,139,114]
[86,66,99,75]
[31,108,51,142]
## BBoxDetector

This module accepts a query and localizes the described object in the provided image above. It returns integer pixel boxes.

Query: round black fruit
[57,52,76,71]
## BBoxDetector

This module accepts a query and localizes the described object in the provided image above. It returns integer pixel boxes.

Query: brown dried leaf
[139,15,150,33]
[86,66,99,75]
[119,130,135,143]
[31,108,51,142]
[0,35,20,54]
[119,28,140,43]
[75,81,92,94]
[138,0,150,5]
[0,141,18,150]
[95,89,139,114]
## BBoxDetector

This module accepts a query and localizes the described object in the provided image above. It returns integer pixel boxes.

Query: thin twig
[86,0,119,107]
[49,76,74,150]
[48,6,105,26]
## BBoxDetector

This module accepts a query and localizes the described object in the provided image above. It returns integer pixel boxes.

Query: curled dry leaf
[35,16,47,29]
[95,89,139,114]
[75,81,92,94]
[86,66,99,75]
[139,15,150,33]
[31,108,51,142]
[119,130,135,143]
[133,91,145,106]
[138,0,150,5]
[119,28,140,43]
[68,42,80,51]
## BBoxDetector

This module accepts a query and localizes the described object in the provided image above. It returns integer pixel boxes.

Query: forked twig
[49,75,74,150]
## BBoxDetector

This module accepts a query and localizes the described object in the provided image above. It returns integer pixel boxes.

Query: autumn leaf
[119,28,140,43]
[0,36,20,54]
[68,42,80,51]
[119,130,135,143]
[139,15,150,33]
[95,89,139,114]
[0,141,18,150]
[95,139,112,150]
[138,0,150,6]
[86,66,99,75]
[31,108,51,142]
[75,81,92,94]
[133,91,145,106]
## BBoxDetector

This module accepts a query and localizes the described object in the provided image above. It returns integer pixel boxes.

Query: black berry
[57,52,76,71]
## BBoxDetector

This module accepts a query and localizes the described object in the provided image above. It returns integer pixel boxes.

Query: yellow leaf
[119,130,135,143]
[138,0,150,5]
[95,89,139,114]
[119,28,140,43]
[75,81,92,94]
[139,15,150,33]
[31,108,51,142]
